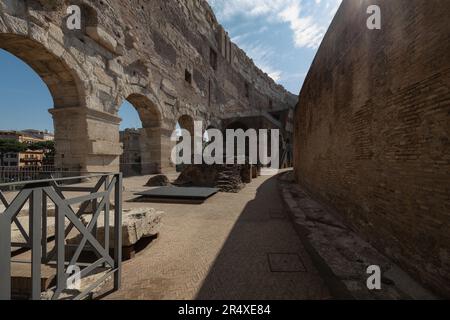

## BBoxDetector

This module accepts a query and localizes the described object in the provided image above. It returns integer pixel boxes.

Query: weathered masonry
[294,0,450,297]
[0,0,297,173]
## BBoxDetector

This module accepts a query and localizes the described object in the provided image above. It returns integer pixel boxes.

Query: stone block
[86,26,118,54]
[145,175,170,187]
[67,208,164,247]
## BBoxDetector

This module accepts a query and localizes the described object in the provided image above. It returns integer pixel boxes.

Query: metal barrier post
[114,173,122,290]
[0,173,122,300]
[30,188,42,300]
[0,212,11,300]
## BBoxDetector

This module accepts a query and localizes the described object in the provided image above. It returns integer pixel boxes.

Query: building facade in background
[0,130,54,168]
[119,129,143,177]
[22,129,55,141]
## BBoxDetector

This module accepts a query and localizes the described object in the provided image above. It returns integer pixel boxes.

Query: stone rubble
[174,163,252,193]
[145,175,171,187]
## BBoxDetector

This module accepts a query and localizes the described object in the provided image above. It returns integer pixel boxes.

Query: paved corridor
[105,174,331,300]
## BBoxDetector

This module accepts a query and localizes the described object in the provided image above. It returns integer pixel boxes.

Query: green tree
[28,140,56,164]
[0,139,27,166]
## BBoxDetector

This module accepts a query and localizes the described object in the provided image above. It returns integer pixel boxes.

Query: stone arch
[0,34,83,108]
[118,93,167,174]
[0,33,88,171]
[114,85,164,120]
[126,93,161,127]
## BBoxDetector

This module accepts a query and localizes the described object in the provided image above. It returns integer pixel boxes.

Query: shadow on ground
[195,175,330,300]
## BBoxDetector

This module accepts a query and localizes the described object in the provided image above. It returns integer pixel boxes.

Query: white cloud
[208,0,341,49]
[278,2,326,49]
[208,0,341,90]
[235,42,283,82]
[209,0,288,20]
[267,70,282,82]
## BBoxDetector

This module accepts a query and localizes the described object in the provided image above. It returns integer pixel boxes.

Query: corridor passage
[106,174,331,299]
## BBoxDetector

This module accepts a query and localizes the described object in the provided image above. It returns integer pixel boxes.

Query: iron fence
[0,173,122,300]
[0,166,68,186]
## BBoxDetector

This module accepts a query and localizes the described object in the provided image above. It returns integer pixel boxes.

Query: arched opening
[0,48,54,181]
[0,34,84,175]
[117,94,162,175]
[118,101,143,177]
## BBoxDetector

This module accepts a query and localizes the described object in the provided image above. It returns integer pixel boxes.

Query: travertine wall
[294,0,450,296]
[0,0,297,173]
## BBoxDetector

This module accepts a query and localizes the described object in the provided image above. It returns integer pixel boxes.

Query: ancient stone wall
[294,0,450,297]
[0,0,297,173]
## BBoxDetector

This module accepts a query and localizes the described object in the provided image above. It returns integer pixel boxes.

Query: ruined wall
[0,0,297,173]
[294,0,450,296]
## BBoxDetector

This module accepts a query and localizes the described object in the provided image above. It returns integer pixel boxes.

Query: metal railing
[0,166,67,187]
[0,173,122,300]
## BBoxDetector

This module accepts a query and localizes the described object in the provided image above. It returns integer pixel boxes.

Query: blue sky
[0,0,340,132]
[208,0,341,94]
[0,49,142,131]
[0,50,55,132]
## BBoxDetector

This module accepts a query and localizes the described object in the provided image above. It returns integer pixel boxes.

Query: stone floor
[104,173,331,300]
[3,171,439,299]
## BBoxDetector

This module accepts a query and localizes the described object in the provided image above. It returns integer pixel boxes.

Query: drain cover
[268,253,307,272]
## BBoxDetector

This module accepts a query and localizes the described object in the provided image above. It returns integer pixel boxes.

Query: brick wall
[294,0,450,297]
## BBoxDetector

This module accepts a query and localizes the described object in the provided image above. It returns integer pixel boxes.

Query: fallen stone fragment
[145,175,170,187]
[67,208,164,247]
[11,216,69,252]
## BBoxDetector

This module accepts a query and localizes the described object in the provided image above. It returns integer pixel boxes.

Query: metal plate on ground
[267,253,307,272]
[135,187,219,200]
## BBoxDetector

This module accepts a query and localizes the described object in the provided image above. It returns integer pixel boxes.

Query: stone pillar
[51,107,175,176]
[140,126,174,175]
[85,109,123,173]
[49,107,89,173]
[140,127,160,174]
[50,107,123,174]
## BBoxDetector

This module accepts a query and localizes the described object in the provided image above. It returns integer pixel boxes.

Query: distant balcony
[20,158,42,163]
